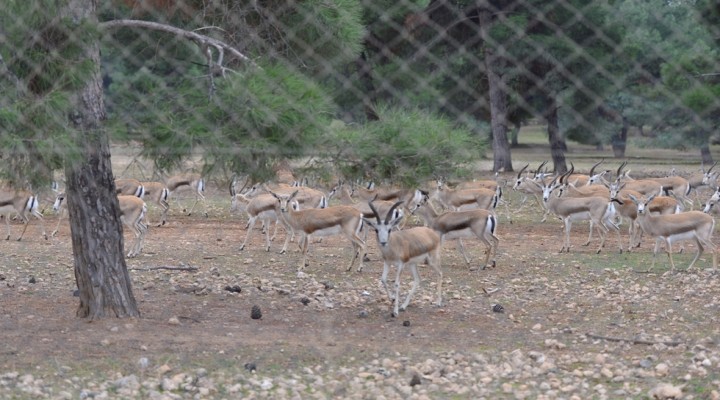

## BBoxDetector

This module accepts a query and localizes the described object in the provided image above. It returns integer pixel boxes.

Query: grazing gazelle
[363,200,442,317]
[270,190,366,272]
[629,194,716,272]
[166,174,206,217]
[410,197,498,270]
[0,188,47,241]
[52,192,148,257]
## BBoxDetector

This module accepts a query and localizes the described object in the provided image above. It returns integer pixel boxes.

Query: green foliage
[327,105,485,186]
[129,63,334,181]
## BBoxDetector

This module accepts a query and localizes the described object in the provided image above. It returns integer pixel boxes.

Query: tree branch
[586,333,682,347]
[99,19,259,69]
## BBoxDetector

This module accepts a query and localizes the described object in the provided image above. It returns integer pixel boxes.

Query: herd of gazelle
[3,160,720,316]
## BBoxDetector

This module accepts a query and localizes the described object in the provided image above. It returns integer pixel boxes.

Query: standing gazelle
[0,188,47,241]
[139,181,170,226]
[629,194,716,272]
[52,193,148,257]
[270,190,366,272]
[363,201,443,317]
[166,174,206,217]
[410,197,498,270]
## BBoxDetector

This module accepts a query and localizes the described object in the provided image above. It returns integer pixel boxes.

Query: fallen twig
[585,333,681,347]
[130,266,199,272]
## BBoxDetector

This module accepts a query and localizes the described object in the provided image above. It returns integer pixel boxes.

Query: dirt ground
[2,185,720,398]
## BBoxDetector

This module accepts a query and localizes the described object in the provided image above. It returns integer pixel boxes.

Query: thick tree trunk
[479,11,512,172]
[546,100,567,174]
[63,0,139,319]
[510,120,521,147]
[355,49,380,121]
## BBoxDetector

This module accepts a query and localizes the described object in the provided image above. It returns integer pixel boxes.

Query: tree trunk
[611,116,628,158]
[510,120,521,147]
[62,0,139,319]
[355,48,380,121]
[479,10,512,172]
[546,100,567,174]
[700,142,714,164]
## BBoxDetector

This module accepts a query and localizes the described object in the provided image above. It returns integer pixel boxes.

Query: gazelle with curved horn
[231,179,284,252]
[0,188,47,241]
[614,161,664,197]
[409,195,498,270]
[270,189,366,272]
[512,162,553,221]
[363,200,442,317]
[560,163,610,198]
[566,159,608,187]
[629,194,716,272]
[534,170,622,253]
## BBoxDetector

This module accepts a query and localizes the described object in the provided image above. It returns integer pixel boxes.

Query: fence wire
[1,0,718,188]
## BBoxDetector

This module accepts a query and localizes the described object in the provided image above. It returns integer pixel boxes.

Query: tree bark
[478,10,512,172]
[546,99,567,174]
[63,0,139,319]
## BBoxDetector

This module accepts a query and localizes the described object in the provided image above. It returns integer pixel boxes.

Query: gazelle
[270,190,366,272]
[232,192,284,252]
[114,178,145,198]
[614,161,665,197]
[534,173,622,253]
[363,201,443,317]
[139,181,170,226]
[0,188,47,241]
[629,194,716,272]
[455,173,502,191]
[608,181,681,251]
[560,164,610,198]
[512,162,554,221]
[52,192,148,257]
[166,173,206,217]
[431,180,500,212]
[333,183,403,238]
[409,197,498,270]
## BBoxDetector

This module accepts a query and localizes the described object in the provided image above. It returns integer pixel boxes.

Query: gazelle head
[53,192,66,213]
[628,194,656,215]
[512,163,530,190]
[702,162,718,185]
[363,200,404,247]
[270,190,299,213]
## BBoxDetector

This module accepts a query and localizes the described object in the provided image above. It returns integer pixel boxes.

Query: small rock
[251,305,262,320]
[403,320,411,327]
[648,383,683,399]
[28,276,36,284]
[224,285,242,293]
[492,304,504,313]
[409,373,422,386]
[244,362,257,372]
[300,297,310,306]
[358,310,368,318]
[168,317,180,325]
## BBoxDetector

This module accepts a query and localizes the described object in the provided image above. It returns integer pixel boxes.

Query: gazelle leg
[240,216,258,251]
[687,238,704,270]
[380,261,394,300]
[665,240,676,272]
[393,263,406,317]
[456,239,471,265]
[400,263,419,312]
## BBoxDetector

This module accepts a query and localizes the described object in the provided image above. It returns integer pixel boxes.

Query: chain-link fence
[3,0,718,187]
[2,0,720,397]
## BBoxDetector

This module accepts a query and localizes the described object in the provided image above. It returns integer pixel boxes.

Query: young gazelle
[363,201,443,317]
[629,194,717,272]
[410,196,498,270]
[139,181,170,226]
[232,192,284,252]
[0,188,47,241]
[52,192,148,257]
[270,190,366,272]
[166,174,206,217]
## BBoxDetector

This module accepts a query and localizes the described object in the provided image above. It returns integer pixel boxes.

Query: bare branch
[586,333,682,347]
[99,19,259,69]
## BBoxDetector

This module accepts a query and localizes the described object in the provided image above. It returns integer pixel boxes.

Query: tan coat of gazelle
[363,201,442,317]
[629,194,716,272]
[270,190,366,272]
[0,188,47,241]
[52,192,148,257]
[410,197,498,270]
[166,174,206,216]
[139,181,170,226]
